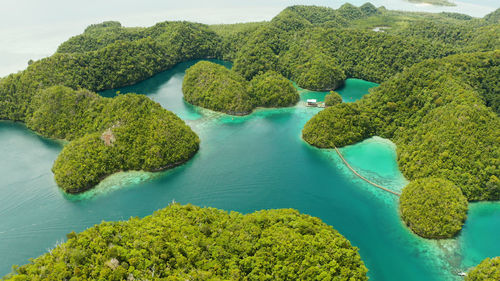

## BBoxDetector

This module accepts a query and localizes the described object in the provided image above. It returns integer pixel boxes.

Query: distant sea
[0,0,498,76]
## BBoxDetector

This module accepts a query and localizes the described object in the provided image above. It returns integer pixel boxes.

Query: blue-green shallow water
[1,60,499,280]
[459,202,500,270]
[298,78,379,103]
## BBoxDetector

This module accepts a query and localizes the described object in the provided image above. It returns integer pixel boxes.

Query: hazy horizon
[1,0,498,76]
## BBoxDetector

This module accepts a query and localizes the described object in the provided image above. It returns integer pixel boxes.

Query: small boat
[457,272,467,277]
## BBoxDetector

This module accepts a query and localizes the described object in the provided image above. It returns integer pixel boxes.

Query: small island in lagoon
[0,2,499,280]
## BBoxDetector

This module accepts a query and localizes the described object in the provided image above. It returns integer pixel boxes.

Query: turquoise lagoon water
[1,60,499,280]
[298,79,379,103]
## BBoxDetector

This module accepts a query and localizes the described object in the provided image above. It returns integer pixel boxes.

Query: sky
[0,0,498,76]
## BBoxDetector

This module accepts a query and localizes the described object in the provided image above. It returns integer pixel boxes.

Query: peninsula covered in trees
[2,204,368,280]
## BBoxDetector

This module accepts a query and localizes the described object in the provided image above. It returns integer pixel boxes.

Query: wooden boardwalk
[334,147,401,197]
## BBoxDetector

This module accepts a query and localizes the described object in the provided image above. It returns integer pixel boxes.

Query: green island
[324,91,343,107]
[2,204,368,281]
[466,257,500,281]
[32,86,199,193]
[399,178,468,239]
[408,0,456,7]
[183,61,255,115]
[182,61,299,115]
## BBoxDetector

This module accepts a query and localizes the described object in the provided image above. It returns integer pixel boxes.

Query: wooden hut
[307,99,317,107]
